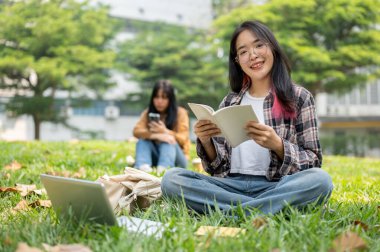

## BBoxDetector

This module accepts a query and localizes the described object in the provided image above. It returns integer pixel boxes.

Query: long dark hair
[228,20,296,118]
[148,80,178,130]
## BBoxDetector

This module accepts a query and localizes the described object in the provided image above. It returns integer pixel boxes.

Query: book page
[213,105,258,147]
[117,216,166,239]
[188,103,215,122]
[188,103,223,137]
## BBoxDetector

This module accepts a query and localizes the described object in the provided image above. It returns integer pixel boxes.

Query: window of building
[327,94,337,105]
[73,101,107,116]
[359,87,367,105]
[338,94,347,105]
[369,80,380,104]
[349,88,358,105]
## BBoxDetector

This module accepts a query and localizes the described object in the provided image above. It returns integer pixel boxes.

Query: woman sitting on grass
[133,80,190,174]
[161,20,333,216]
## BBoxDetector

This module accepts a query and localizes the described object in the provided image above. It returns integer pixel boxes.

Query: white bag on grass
[97,167,162,215]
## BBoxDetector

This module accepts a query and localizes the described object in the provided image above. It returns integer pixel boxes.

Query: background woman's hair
[148,80,178,130]
[228,20,296,119]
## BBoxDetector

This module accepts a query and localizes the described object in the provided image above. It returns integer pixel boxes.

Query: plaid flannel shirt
[196,84,322,181]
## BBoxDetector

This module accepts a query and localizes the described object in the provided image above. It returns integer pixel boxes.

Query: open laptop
[40,174,165,238]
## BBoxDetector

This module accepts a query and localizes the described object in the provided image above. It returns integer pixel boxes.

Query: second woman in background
[133,80,190,174]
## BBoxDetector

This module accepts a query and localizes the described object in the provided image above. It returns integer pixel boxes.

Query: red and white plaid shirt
[196,84,322,181]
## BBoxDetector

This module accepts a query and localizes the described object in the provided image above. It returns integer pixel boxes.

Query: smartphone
[148,112,160,122]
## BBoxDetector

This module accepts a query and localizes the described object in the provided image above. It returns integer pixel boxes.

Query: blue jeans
[134,139,187,168]
[161,168,333,215]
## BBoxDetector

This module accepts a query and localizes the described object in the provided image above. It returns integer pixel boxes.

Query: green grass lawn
[0,141,379,252]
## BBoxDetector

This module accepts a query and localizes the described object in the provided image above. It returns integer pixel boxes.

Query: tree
[213,0,380,95]
[0,0,120,139]
[117,23,227,109]
[212,0,252,18]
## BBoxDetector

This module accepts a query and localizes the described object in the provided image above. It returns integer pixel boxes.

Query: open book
[188,103,258,147]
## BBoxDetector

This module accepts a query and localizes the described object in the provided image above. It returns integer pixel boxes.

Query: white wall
[98,0,212,29]
[0,115,32,140]
[0,113,200,142]
[317,93,380,117]
[0,114,140,141]
[316,80,380,117]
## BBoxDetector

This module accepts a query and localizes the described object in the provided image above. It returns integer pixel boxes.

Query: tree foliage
[116,23,227,109]
[212,0,252,18]
[0,0,120,139]
[117,0,380,110]
[213,0,380,95]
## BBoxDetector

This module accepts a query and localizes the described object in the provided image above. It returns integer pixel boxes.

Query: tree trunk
[32,114,41,140]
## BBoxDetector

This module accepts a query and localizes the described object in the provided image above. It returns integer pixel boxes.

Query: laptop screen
[40,174,117,226]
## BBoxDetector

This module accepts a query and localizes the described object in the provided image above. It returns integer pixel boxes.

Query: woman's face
[153,89,170,113]
[235,29,274,83]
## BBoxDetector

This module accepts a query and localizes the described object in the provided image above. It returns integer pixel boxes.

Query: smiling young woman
[234,29,274,90]
[161,20,333,216]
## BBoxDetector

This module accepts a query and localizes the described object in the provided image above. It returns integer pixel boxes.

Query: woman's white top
[230,92,271,176]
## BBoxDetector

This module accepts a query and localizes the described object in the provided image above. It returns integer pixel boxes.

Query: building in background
[0,0,213,141]
[1,0,379,157]
[317,80,380,157]
[103,0,212,29]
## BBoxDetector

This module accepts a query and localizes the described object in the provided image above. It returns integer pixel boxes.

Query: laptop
[40,174,165,238]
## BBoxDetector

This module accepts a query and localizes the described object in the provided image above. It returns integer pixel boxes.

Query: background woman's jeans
[161,168,333,215]
[134,139,187,168]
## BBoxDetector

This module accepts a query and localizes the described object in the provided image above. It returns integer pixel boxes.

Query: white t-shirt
[230,92,271,176]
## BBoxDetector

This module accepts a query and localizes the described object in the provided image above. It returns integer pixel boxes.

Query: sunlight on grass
[1,141,379,252]
[324,156,380,204]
